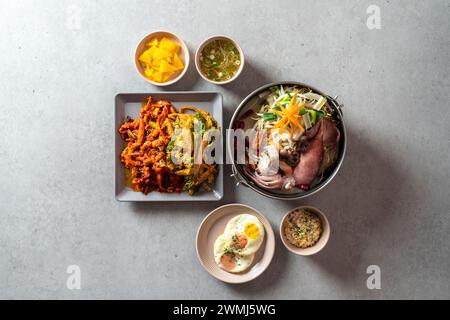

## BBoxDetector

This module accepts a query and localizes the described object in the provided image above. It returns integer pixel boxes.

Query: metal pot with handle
[227,81,346,200]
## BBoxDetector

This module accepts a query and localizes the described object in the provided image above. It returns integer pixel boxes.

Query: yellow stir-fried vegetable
[166,106,219,195]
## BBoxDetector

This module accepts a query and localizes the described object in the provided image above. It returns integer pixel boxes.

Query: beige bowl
[196,203,275,284]
[280,206,330,256]
[195,35,244,85]
[135,31,189,86]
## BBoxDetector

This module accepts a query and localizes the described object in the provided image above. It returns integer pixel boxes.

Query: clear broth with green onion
[199,39,241,82]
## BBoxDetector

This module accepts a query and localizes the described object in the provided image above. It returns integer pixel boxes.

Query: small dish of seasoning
[195,35,244,85]
[280,206,330,256]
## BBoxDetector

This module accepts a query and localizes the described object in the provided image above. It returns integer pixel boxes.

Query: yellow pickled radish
[162,73,171,82]
[172,53,184,71]
[150,59,160,70]
[152,71,164,83]
[144,68,153,78]
[139,37,184,83]
[138,48,154,64]
[160,60,176,73]
[146,38,158,47]
[159,37,179,54]
[153,47,172,60]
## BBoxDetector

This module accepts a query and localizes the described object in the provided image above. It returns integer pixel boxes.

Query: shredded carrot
[279,120,289,134]
[271,93,305,134]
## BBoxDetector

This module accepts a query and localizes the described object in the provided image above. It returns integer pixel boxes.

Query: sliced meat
[302,118,340,146]
[293,138,323,185]
[303,120,321,140]
[319,118,340,147]
[293,118,340,186]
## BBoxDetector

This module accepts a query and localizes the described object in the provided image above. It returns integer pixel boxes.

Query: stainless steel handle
[230,165,250,188]
[326,94,344,116]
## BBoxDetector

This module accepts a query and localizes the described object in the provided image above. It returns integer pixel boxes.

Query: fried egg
[223,214,265,256]
[213,234,255,273]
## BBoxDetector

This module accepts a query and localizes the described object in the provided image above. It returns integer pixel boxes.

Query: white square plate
[115,92,223,201]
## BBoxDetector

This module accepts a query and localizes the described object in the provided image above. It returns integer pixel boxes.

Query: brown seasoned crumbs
[284,208,323,248]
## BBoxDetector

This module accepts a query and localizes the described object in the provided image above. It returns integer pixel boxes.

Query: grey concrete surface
[0,0,449,299]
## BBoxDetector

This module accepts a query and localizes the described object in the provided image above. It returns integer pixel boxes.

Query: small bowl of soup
[195,35,244,85]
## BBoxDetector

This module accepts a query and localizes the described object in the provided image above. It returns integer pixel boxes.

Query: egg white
[223,214,265,256]
[213,234,254,273]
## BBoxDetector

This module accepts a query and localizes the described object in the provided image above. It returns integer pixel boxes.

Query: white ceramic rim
[279,206,331,256]
[195,203,275,284]
[134,30,190,86]
[194,35,245,85]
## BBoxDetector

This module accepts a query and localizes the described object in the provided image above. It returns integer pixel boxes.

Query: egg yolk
[230,234,248,250]
[236,234,248,248]
[244,223,259,240]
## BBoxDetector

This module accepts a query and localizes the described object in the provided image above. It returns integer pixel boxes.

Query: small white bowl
[195,35,244,85]
[280,206,330,256]
[135,31,189,86]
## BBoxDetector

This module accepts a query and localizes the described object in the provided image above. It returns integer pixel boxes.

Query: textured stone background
[0,0,449,299]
